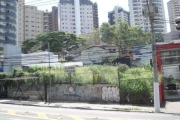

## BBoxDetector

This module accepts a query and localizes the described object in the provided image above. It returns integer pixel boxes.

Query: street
[0,104,179,120]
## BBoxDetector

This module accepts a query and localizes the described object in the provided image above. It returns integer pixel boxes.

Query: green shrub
[120,78,152,104]
[117,64,129,73]
[0,65,155,104]
[139,62,152,71]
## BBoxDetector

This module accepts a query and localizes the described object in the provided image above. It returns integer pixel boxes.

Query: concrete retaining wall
[7,84,120,103]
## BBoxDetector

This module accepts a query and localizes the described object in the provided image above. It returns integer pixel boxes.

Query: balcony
[5,39,16,44]
[0,39,16,45]
[2,0,16,3]
[0,39,4,43]
[0,25,16,30]
[43,24,49,27]
[0,32,16,38]
[6,5,16,11]
[0,18,16,24]
[44,29,49,32]
[0,11,16,17]
[0,4,16,11]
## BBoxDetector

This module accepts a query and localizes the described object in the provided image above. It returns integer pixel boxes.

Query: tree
[76,36,88,50]
[21,38,37,54]
[85,29,101,47]
[155,33,164,42]
[0,50,3,55]
[129,26,151,46]
[100,22,116,44]
[99,20,151,57]
[21,32,84,57]
[115,20,131,56]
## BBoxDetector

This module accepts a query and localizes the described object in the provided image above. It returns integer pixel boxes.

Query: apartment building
[48,6,58,32]
[108,6,130,26]
[43,11,49,32]
[58,0,99,36]
[18,0,24,46]
[0,0,18,48]
[18,0,49,46]
[93,3,99,28]
[168,0,180,32]
[128,0,167,34]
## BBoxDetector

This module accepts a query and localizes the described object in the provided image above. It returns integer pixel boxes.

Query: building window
[109,49,116,53]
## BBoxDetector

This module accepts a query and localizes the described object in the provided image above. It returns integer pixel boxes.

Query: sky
[25,0,170,32]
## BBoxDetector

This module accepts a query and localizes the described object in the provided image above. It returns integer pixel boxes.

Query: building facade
[168,0,180,32]
[58,0,98,36]
[49,6,58,32]
[108,6,130,26]
[18,0,49,46]
[73,44,118,65]
[93,3,99,28]
[163,31,180,42]
[128,0,167,34]
[0,0,18,48]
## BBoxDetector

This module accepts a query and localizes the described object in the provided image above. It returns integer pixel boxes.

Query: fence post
[69,72,72,84]
[44,78,47,103]
[118,71,121,104]
[93,72,95,85]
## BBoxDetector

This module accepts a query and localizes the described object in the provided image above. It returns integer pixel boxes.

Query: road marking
[10,118,23,120]
[111,118,141,120]
[110,118,122,120]
[37,113,48,119]
[8,110,16,115]
[70,115,84,120]
[0,112,56,120]
[21,111,28,115]
[1,109,145,120]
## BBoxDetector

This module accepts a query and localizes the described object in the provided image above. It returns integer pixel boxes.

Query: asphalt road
[0,104,179,120]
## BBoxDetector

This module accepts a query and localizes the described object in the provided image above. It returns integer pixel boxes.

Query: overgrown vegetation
[0,63,157,104]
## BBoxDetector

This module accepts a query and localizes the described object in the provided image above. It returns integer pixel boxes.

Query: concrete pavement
[163,100,180,114]
[0,103,180,120]
[1,99,180,114]
[0,99,156,113]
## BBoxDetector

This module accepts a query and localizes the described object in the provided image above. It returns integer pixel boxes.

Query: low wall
[7,84,120,103]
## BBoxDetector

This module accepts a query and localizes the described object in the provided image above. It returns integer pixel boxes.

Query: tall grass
[1,65,155,104]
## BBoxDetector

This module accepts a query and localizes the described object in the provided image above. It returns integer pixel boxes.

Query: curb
[0,102,154,113]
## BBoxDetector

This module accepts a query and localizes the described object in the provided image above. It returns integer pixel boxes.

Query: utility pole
[142,0,160,113]
[48,42,51,103]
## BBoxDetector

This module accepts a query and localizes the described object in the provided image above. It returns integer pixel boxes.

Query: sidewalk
[0,99,157,113]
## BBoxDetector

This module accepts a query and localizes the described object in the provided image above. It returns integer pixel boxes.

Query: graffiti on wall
[64,86,81,99]
[102,86,120,102]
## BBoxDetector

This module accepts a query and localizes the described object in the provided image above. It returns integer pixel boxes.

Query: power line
[25,1,58,7]
[25,0,58,4]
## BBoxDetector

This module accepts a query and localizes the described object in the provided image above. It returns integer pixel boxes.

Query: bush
[0,65,155,104]
[120,78,152,104]
[117,64,129,73]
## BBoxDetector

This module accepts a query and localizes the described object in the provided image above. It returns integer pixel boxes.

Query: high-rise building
[128,0,167,34]
[108,6,130,26]
[18,0,49,46]
[0,0,18,48]
[43,11,49,32]
[49,6,58,32]
[58,0,98,36]
[168,0,180,32]
[93,3,99,28]
[18,0,25,46]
